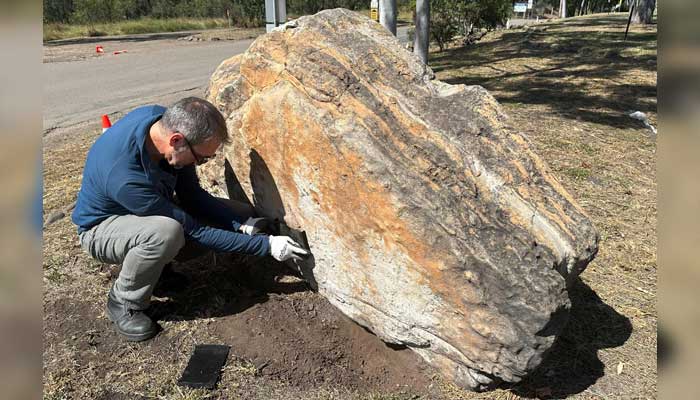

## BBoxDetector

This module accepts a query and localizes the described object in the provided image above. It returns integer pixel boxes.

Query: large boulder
[200,8,598,391]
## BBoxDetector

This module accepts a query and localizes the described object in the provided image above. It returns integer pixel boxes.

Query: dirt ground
[43,13,656,400]
[43,248,440,399]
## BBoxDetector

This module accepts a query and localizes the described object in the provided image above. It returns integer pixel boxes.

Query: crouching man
[72,97,308,342]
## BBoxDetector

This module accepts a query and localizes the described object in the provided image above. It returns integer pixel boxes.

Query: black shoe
[106,289,158,342]
[153,263,190,296]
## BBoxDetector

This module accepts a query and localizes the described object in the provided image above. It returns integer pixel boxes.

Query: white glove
[269,235,310,262]
[239,217,268,235]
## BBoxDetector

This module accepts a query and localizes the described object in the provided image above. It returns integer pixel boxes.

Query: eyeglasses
[183,136,214,165]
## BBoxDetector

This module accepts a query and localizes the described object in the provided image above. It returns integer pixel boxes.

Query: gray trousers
[78,200,255,310]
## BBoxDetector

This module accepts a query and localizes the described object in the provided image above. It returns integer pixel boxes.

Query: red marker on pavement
[96,45,104,53]
[101,115,112,133]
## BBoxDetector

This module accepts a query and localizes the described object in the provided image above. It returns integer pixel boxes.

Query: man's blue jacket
[71,105,270,256]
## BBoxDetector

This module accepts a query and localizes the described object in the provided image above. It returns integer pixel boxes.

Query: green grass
[44,17,232,41]
[397,6,413,24]
[563,166,592,180]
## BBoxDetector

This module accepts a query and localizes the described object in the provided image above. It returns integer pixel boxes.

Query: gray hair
[161,97,229,145]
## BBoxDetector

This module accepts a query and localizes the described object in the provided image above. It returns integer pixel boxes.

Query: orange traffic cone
[101,115,112,133]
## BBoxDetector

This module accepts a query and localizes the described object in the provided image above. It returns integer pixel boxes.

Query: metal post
[265,0,286,32]
[379,0,397,36]
[560,0,567,18]
[414,0,429,64]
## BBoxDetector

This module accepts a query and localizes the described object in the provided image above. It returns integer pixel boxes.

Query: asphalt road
[43,38,255,132]
[43,25,410,133]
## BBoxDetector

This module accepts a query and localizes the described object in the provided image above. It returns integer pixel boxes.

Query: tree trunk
[414,0,430,65]
[631,0,655,24]
[560,0,567,18]
[379,0,397,36]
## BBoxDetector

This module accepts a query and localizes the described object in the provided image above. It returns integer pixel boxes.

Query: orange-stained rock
[199,8,598,391]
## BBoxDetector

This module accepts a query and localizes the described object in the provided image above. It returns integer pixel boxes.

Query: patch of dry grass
[44,18,233,42]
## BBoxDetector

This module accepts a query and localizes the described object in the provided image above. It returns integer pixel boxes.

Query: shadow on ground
[430,15,656,129]
[507,278,633,398]
[149,253,310,322]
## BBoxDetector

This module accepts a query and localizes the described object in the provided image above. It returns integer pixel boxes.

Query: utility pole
[265,0,286,32]
[560,0,567,18]
[414,0,429,64]
[379,0,397,36]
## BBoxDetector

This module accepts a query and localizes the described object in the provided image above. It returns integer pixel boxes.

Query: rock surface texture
[201,8,599,391]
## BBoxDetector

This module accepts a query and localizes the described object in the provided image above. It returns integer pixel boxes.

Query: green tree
[455,0,510,34]
[430,0,457,51]
[71,0,119,23]
[228,0,264,26]
[113,0,151,20]
[44,0,74,23]
[150,0,179,18]
[412,0,511,52]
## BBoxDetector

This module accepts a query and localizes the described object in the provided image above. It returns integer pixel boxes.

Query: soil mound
[214,290,433,392]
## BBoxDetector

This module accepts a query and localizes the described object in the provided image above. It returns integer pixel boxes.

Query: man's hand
[269,235,310,262]
[239,217,269,235]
